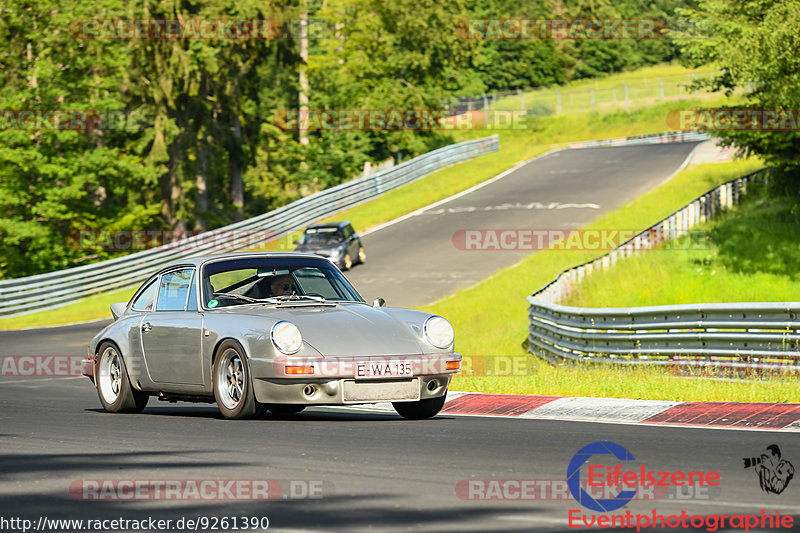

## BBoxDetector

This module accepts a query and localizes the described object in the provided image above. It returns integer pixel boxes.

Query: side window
[156,268,194,311]
[186,270,198,311]
[131,279,157,311]
[342,225,353,239]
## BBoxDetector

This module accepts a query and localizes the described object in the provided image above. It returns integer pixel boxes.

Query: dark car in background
[294,221,365,270]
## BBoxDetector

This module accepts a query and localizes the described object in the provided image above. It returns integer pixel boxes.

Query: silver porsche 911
[82,252,461,419]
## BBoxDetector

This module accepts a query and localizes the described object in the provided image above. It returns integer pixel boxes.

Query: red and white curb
[342,391,800,431]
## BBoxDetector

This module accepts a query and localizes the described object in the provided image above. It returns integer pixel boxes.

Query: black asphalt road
[348,142,701,307]
[1,377,798,532]
[9,141,795,533]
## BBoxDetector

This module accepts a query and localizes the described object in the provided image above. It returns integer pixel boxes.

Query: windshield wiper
[212,292,258,303]
[214,291,327,305]
[265,294,327,303]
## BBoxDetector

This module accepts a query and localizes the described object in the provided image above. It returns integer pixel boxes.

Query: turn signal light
[446,360,461,370]
[286,365,314,375]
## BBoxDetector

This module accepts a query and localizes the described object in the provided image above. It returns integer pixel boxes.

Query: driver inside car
[270,274,296,297]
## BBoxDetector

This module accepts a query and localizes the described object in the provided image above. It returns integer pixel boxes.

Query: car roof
[306,221,351,230]
[151,251,332,272]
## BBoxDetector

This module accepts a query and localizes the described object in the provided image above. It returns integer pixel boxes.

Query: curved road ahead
[6,141,789,533]
[348,142,701,307]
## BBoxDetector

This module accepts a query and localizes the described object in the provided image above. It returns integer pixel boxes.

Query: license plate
[355,360,414,379]
[343,379,419,402]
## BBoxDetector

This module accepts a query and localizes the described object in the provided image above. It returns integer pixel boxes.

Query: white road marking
[360,148,566,237]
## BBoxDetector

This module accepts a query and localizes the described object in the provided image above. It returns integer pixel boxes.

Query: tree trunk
[230,113,244,221]
[299,0,310,146]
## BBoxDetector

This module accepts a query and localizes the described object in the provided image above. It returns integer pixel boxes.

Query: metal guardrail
[567,131,709,149]
[525,168,797,369]
[0,135,500,317]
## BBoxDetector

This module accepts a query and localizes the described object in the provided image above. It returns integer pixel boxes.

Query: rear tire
[95,342,148,413]
[392,395,446,420]
[357,246,366,264]
[213,341,258,419]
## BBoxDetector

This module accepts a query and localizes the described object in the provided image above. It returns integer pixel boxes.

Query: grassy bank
[0,65,738,331]
[420,158,800,403]
[564,182,800,307]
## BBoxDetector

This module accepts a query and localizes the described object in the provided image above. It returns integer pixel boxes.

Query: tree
[678,0,800,190]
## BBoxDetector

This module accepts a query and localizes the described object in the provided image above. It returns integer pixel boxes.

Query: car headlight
[330,246,344,258]
[271,321,302,354]
[424,316,454,349]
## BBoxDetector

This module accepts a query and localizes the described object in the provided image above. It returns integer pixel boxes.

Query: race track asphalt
[1,376,798,532]
[347,142,701,308]
[6,141,795,533]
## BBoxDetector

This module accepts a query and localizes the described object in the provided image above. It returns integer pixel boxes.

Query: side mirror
[292,240,299,245]
[372,297,386,308]
[110,302,127,320]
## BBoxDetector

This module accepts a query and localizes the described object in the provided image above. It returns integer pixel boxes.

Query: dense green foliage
[678,0,800,191]
[1,0,691,278]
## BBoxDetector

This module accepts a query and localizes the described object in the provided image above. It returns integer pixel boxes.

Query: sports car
[82,252,461,419]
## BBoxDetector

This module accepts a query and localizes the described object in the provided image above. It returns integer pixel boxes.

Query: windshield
[300,227,342,246]
[201,256,363,308]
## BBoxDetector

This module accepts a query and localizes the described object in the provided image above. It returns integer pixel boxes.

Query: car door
[141,267,204,385]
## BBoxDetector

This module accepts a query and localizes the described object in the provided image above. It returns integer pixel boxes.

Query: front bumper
[250,353,461,405]
[81,357,96,381]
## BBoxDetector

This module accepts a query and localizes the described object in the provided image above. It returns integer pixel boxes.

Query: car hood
[218,303,427,356]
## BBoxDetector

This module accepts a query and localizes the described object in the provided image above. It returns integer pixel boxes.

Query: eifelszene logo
[744,445,795,495]
[566,441,722,512]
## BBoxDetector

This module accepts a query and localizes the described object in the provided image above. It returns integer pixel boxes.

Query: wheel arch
[209,337,249,375]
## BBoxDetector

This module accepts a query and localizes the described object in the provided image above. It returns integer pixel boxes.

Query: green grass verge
[0,66,739,331]
[564,182,800,307]
[490,63,722,116]
[0,287,137,330]
[421,158,800,403]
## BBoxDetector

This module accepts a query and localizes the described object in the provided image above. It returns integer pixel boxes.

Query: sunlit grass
[452,362,800,403]
[564,183,800,307]
[419,158,800,402]
[0,286,135,330]
[0,66,742,331]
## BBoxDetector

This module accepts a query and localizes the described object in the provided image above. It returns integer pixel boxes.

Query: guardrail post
[622,82,630,113]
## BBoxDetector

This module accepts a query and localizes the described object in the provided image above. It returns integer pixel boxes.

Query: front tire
[342,253,352,270]
[95,342,148,413]
[213,340,258,419]
[392,395,447,420]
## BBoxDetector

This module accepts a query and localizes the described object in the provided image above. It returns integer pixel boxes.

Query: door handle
[142,322,152,332]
